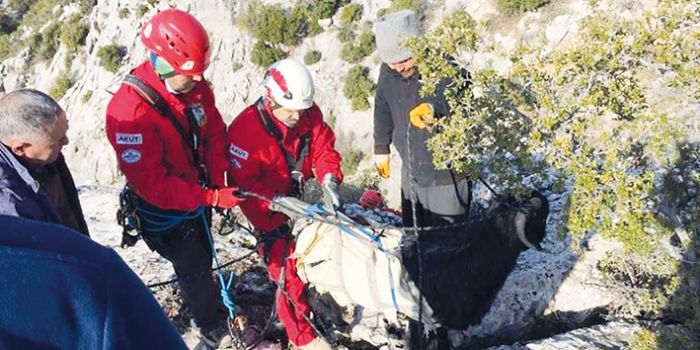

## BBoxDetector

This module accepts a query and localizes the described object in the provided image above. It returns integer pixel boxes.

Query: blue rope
[135,205,238,320]
[135,207,203,232]
[200,213,238,320]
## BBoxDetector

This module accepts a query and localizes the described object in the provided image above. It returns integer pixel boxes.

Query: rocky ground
[79,184,673,350]
[4,0,697,348]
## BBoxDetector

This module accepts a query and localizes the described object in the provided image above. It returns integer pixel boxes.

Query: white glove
[322,174,342,214]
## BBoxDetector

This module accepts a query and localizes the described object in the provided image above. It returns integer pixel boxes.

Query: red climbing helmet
[140,9,211,76]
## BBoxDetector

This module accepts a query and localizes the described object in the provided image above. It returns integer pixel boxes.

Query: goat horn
[529,197,542,209]
[515,211,541,251]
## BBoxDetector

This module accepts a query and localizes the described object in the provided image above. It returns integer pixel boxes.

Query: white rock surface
[544,235,619,319]
[3,0,665,348]
[486,321,643,350]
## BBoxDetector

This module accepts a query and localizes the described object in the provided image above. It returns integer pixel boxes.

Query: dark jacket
[0,215,188,350]
[373,64,464,188]
[0,145,89,235]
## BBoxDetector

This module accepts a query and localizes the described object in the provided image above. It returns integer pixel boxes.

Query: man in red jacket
[105,9,242,347]
[227,58,342,350]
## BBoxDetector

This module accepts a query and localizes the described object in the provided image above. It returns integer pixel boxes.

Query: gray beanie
[373,9,421,64]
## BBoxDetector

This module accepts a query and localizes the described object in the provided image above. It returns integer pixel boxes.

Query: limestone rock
[485,321,643,350]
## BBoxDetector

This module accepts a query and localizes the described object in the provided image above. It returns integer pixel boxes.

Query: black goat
[401,191,549,330]
[300,191,549,348]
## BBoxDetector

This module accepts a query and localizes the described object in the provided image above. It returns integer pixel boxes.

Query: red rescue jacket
[227,101,343,232]
[105,61,228,211]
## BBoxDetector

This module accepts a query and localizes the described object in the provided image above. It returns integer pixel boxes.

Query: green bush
[49,70,73,100]
[60,16,90,52]
[343,65,375,111]
[147,0,159,6]
[340,3,363,24]
[340,30,375,63]
[308,21,324,37]
[311,0,341,20]
[6,0,37,13]
[35,21,60,61]
[97,44,125,73]
[337,25,355,43]
[288,5,312,42]
[19,0,64,29]
[240,0,339,50]
[340,147,365,176]
[303,50,322,65]
[250,41,286,68]
[76,0,94,13]
[81,90,93,103]
[410,3,700,254]
[136,4,149,17]
[305,0,346,35]
[630,329,657,350]
[240,1,301,46]
[497,0,550,14]
[0,34,10,59]
[118,7,130,19]
[0,0,97,61]
[378,0,423,17]
[296,3,323,36]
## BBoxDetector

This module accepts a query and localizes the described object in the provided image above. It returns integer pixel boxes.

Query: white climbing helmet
[262,58,315,110]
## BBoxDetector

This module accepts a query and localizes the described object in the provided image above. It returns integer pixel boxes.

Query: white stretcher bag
[292,220,434,326]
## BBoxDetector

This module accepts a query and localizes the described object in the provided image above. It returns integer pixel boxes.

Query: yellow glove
[374,154,390,179]
[409,102,435,129]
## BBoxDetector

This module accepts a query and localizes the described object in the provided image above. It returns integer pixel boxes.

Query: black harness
[122,74,208,185]
[116,74,210,246]
[254,97,311,197]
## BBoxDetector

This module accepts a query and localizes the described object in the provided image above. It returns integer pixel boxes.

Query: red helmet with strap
[140,9,211,76]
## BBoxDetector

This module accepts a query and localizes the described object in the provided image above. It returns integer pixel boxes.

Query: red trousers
[261,238,316,347]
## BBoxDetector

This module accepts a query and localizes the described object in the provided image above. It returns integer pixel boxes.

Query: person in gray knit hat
[374,9,422,68]
[372,9,472,228]
[372,11,473,348]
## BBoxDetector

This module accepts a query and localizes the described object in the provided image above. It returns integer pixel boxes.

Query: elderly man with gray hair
[0,89,89,236]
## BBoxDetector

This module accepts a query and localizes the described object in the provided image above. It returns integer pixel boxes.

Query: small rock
[545,15,571,52]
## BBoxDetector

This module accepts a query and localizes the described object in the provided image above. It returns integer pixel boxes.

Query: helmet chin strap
[265,96,283,111]
[164,79,182,95]
[149,52,178,80]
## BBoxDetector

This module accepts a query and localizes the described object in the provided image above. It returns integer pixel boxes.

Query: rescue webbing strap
[122,74,207,184]
[293,204,403,314]
[254,98,311,191]
[449,169,473,221]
